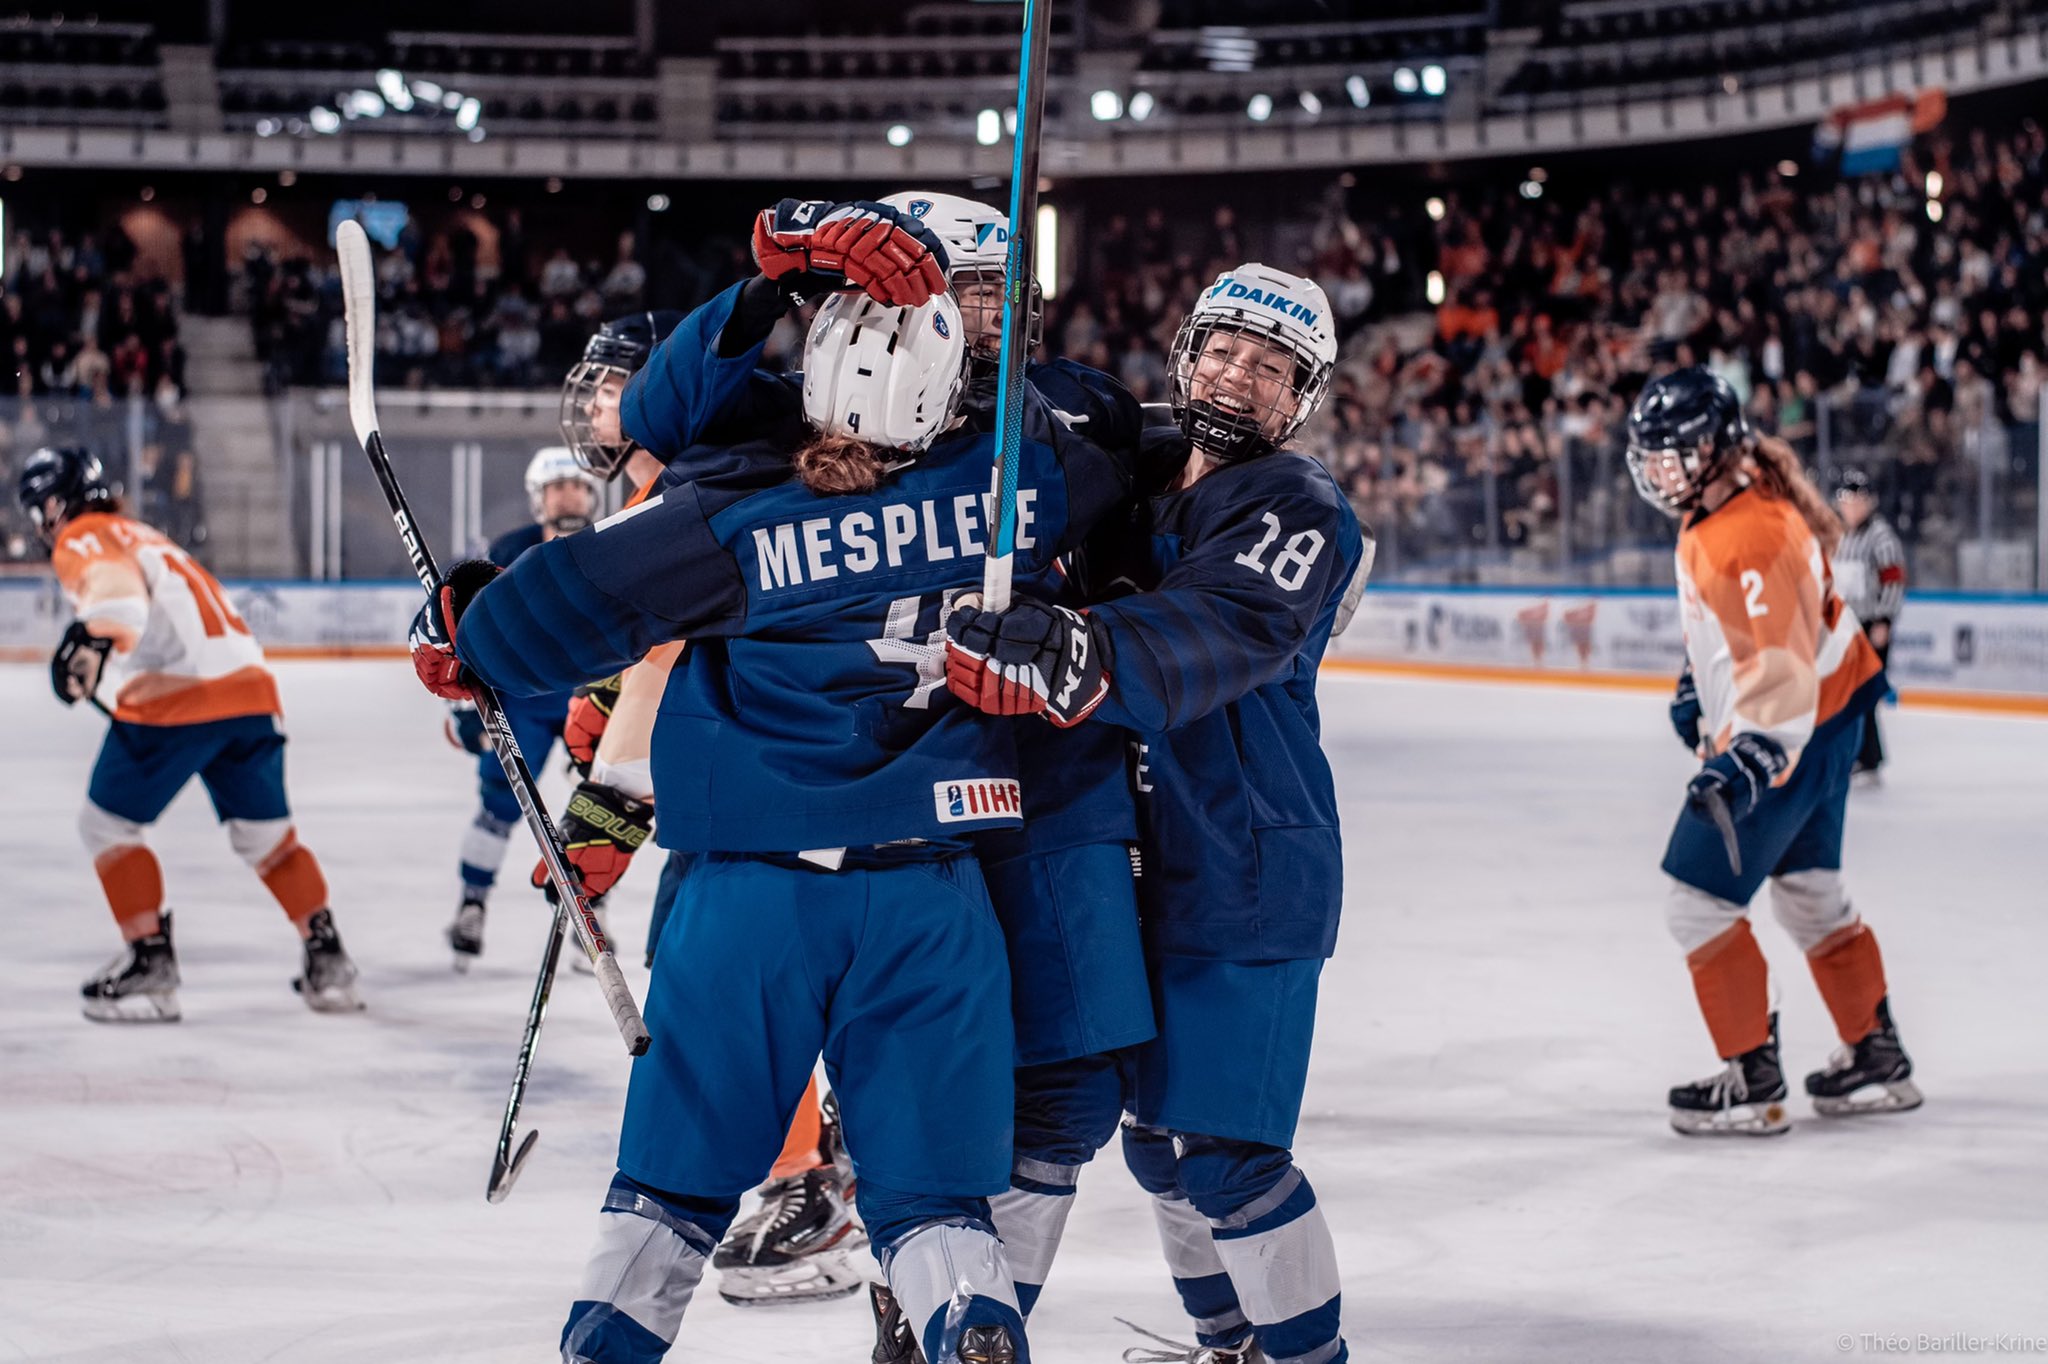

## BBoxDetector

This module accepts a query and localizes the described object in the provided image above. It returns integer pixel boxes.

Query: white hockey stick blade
[487,1128,540,1204]
[334,219,382,449]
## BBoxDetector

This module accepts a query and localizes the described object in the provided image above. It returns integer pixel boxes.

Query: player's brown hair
[792,433,888,495]
[1746,434,1842,556]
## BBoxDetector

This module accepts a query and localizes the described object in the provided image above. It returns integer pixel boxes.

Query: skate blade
[81,991,181,1023]
[1670,1099,1790,1136]
[715,1251,866,1307]
[1812,1077,1923,1116]
[294,979,367,1013]
[451,950,477,974]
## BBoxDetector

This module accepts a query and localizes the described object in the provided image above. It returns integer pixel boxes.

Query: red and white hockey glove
[751,199,951,307]
[408,559,501,702]
[533,780,653,904]
[944,593,1110,729]
[563,672,623,778]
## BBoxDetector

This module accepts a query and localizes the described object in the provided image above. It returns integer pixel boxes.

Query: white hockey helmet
[801,289,969,455]
[880,190,1040,365]
[524,445,602,530]
[1170,263,1339,464]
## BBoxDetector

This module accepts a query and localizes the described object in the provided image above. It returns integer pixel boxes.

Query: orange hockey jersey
[51,512,281,725]
[1676,488,1883,774]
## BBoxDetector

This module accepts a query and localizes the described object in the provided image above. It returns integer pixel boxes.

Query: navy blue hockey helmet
[559,310,685,480]
[1625,366,1751,515]
[16,445,111,538]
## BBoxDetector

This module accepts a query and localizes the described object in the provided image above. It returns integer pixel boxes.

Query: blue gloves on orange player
[751,199,950,308]
[1670,664,1702,751]
[1687,730,1789,823]
[943,593,1110,728]
[409,559,502,701]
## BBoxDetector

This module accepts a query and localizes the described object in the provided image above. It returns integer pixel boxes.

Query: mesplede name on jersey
[933,777,1022,823]
[750,489,1039,593]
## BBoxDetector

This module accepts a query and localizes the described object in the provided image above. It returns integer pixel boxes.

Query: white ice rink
[3,660,2045,1363]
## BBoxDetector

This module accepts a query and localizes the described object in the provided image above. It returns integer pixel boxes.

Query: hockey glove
[1686,731,1789,824]
[50,621,112,707]
[533,779,653,904]
[408,559,502,702]
[944,593,1110,729]
[563,673,623,778]
[751,199,951,308]
[1670,665,1702,752]
[443,702,489,754]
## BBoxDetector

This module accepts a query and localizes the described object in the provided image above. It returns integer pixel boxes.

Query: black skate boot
[448,894,486,972]
[871,1282,924,1364]
[714,1165,866,1305]
[293,909,364,1013]
[1119,1317,1266,1363]
[956,1325,1017,1364]
[1668,1013,1790,1136]
[1806,997,1922,1116]
[80,912,181,1023]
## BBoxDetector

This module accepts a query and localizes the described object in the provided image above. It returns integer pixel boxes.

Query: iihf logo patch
[934,778,1021,823]
[909,199,934,218]
[933,312,950,339]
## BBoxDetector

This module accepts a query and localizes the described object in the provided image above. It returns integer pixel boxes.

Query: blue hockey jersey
[452,339,1132,857]
[1077,436,1365,961]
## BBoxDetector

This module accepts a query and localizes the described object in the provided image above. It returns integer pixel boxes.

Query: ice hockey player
[1627,367,1920,1136]
[945,263,1365,1364]
[1829,468,1906,781]
[442,445,605,970]
[19,445,362,1021]
[409,201,1138,1364]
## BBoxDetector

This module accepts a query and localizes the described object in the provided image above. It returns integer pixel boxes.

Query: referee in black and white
[1834,469,1907,779]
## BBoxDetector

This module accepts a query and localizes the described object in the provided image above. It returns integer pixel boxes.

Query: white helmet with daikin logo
[879,189,1040,368]
[801,288,969,454]
[1170,262,1339,464]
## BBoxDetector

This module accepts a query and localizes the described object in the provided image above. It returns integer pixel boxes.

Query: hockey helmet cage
[524,445,603,533]
[880,190,1041,367]
[1169,264,1338,464]
[560,309,686,481]
[16,445,112,536]
[1626,366,1752,516]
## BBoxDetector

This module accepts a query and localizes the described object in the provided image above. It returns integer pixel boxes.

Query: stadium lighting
[1776,159,1800,177]
[442,90,463,110]
[251,188,268,205]
[414,80,444,103]
[1421,65,1447,97]
[1298,90,1322,117]
[1128,91,1156,121]
[1037,203,1059,301]
[140,186,154,201]
[376,69,414,112]
[647,194,671,213]
[1004,108,1017,135]
[1926,200,1944,223]
[279,170,297,187]
[255,118,281,137]
[455,97,482,132]
[1519,180,1543,200]
[887,124,914,147]
[1345,75,1370,108]
[1197,26,1258,73]
[1425,196,1446,221]
[1246,93,1273,122]
[345,90,386,119]
[467,127,486,143]
[1393,67,1419,95]
[977,108,1001,145]
[1926,170,1944,198]
[309,106,341,135]
[1091,90,1123,121]
[1426,270,1446,306]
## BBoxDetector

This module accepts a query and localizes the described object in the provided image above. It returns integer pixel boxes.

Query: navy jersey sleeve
[1088,464,1360,732]
[455,483,748,697]
[485,522,544,569]
[1027,381,1140,561]
[621,279,784,458]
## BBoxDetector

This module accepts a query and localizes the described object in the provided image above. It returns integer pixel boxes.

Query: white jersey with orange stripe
[1675,486,1881,775]
[51,512,281,726]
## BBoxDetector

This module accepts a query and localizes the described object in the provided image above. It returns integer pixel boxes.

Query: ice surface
[2,661,2044,1363]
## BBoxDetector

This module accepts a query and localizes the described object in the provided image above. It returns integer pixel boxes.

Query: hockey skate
[80,912,181,1023]
[1669,1014,1790,1136]
[568,900,610,976]
[714,1165,866,1306]
[448,895,486,972]
[870,1282,924,1364]
[293,909,364,1013]
[1806,997,1922,1116]
[1118,1317,1265,1363]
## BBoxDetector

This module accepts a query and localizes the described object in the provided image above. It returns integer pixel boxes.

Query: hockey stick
[981,0,1053,613]
[487,904,569,1202]
[335,220,651,1068]
[1697,786,1744,877]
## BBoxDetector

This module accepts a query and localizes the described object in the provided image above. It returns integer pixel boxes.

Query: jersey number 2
[1739,569,1770,619]
[1235,512,1325,593]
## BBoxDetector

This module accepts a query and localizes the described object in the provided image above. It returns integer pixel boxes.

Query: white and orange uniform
[52,512,329,942]
[1664,485,1890,1058]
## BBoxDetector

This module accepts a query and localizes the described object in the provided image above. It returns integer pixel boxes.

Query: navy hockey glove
[408,559,501,702]
[533,780,653,905]
[442,702,489,754]
[50,620,112,706]
[1687,731,1789,824]
[944,593,1110,728]
[1670,665,1702,751]
[751,199,950,307]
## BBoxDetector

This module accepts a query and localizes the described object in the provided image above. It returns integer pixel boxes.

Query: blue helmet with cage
[1625,367,1752,515]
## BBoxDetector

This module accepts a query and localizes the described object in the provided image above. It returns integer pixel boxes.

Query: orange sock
[94,845,164,941]
[1686,920,1772,1058]
[1807,922,1888,1044]
[770,1075,826,1181]
[256,829,329,936]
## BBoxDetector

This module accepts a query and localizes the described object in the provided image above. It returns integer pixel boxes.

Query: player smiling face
[1189,326,1301,442]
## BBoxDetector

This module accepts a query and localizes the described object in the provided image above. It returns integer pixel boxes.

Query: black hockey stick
[981,0,1052,612]
[335,221,650,1192]
[488,903,569,1201]
[1697,786,1744,877]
